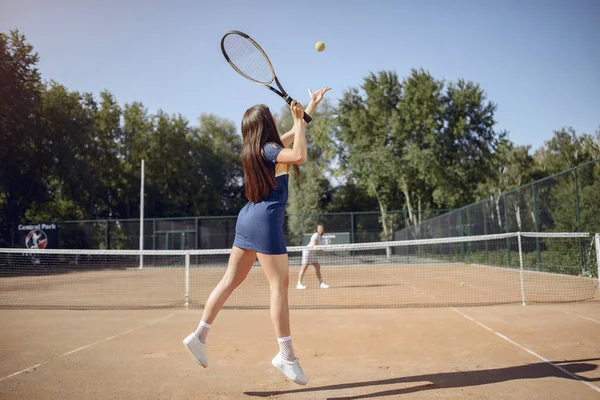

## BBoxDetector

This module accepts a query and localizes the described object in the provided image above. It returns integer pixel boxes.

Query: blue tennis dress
[233,143,290,254]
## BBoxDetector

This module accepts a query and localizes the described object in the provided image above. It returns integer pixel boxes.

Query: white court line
[452,307,600,394]
[0,314,175,383]
[0,362,48,383]
[558,309,600,324]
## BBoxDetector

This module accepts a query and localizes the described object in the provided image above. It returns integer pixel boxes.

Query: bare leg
[257,253,291,337]
[313,262,323,282]
[314,262,329,288]
[297,264,309,285]
[257,252,308,385]
[200,246,256,324]
[184,246,256,368]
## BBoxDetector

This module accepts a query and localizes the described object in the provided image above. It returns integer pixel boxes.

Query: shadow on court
[244,359,600,399]
[332,284,402,289]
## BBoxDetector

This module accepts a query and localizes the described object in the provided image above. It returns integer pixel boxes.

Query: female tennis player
[183,87,331,386]
[297,223,330,289]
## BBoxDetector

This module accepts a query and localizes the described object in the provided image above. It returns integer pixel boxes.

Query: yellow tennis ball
[315,41,325,52]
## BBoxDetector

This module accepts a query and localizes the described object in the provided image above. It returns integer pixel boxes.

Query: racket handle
[284,96,312,123]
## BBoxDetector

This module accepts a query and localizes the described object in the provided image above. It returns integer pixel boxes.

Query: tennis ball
[315,41,325,52]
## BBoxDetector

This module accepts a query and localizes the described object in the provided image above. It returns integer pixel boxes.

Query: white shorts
[301,249,320,265]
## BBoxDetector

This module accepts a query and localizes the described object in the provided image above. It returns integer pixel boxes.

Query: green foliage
[277,100,336,244]
[0,29,45,230]
[286,162,331,244]
[534,127,598,174]
[0,29,245,244]
[336,71,404,240]
[1,28,598,249]
[197,113,245,213]
[394,69,441,227]
[533,128,600,233]
[326,183,378,213]
[335,69,506,239]
[430,79,505,208]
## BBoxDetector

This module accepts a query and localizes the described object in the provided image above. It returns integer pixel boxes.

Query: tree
[475,142,543,232]
[336,71,404,241]
[393,69,442,228]
[533,127,596,174]
[431,79,505,208]
[335,70,504,240]
[197,114,244,214]
[91,91,124,218]
[535,128,600,233]
[25,83,94,222]
[120,102,152,218]
[325,182,378,213]
[0,30,45,243]
[576,128,600,233]
[277,100,335,244]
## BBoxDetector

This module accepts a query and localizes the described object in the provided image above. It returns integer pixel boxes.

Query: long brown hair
[241,104,299,202]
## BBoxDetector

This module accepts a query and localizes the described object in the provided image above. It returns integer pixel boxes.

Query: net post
[517,231,526,306]
[139,159,145,270]
[184,251,190,309]
[503,194,511,265]
[195,217,200,249]
[532,183,541,270]
[573,168,583,268]
[483,202,488,264]
[104,220,109,250]
[595,234,600,284]
[466,208,471,260]
[350,212,355,243]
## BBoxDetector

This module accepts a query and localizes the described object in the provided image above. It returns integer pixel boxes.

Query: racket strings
[222,34,274,85]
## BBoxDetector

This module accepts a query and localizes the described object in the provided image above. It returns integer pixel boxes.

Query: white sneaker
[271,353,308,385]
[183,333,207,368]
[319,282,330,289]
[296,282,307,289]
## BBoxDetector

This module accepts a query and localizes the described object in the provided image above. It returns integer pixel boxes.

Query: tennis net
[0,232,597,309]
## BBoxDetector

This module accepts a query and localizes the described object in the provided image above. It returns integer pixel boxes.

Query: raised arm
[275,101,307,164]
[280,86,331,148]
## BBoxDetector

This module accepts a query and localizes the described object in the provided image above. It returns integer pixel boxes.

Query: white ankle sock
[194,320,211,343]
[277,336,296,361]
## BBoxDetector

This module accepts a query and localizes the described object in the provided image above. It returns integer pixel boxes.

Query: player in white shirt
[296,224,330,289]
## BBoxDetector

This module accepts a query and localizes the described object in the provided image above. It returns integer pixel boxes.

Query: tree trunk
[400,177,414,226]
[495,195,503,230]
[372,183,392,259]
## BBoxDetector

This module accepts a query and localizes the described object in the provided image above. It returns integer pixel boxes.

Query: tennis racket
[221,30,312,123]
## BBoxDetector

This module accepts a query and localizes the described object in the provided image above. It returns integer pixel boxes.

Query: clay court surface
[1,253,599,399]
[1,299,600,400]
[1,262,596,309]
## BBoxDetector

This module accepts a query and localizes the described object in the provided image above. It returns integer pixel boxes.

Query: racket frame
[221,30,312,123]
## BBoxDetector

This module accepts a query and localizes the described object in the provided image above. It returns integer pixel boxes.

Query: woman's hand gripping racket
[221,30,312,123]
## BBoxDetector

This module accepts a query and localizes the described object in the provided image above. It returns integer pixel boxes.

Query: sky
[2,0,599,151]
